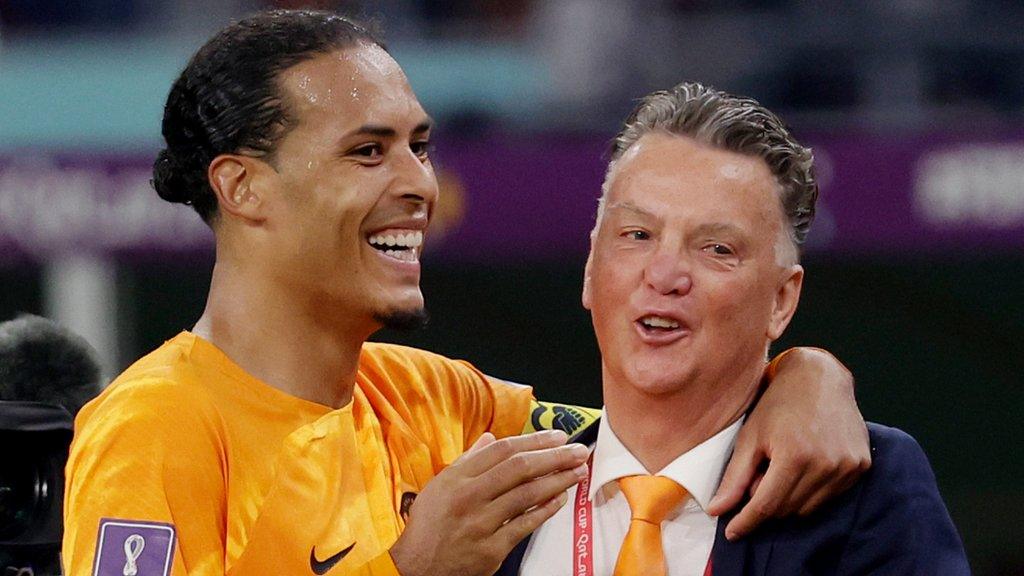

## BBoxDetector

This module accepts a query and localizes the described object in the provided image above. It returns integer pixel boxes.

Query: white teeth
[382,248,418,262]
[641,316,680,329]
[369,231,423,249]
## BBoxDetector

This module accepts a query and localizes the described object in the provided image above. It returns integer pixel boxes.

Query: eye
[622,230,650,241]
[703,243,734,256]
[410,140,433,160]
[351,143,384,160]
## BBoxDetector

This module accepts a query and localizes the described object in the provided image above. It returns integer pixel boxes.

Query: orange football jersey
[63,332,534,575]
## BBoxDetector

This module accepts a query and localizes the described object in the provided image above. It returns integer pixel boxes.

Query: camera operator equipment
[1,315,103,576]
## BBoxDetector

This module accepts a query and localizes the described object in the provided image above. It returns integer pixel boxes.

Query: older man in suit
[501,82,970,576]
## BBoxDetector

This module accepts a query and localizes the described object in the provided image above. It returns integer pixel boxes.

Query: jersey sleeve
[450,363,535,442]
[63,379,228,576]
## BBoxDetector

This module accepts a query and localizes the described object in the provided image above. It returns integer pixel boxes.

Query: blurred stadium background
[0,0,1021,573]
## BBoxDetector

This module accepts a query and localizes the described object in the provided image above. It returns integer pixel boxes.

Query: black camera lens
[0,457,46,541]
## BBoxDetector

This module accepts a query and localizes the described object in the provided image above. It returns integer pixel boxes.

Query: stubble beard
[374,307,430,332]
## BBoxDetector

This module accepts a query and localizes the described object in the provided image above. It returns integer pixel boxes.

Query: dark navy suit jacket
[497,422,970,575]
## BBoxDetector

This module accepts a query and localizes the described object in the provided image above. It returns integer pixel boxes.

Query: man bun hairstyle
[152,10,384,224]
[609,81,818,249]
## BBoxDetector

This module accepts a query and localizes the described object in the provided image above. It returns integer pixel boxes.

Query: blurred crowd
[1,0,1022,131]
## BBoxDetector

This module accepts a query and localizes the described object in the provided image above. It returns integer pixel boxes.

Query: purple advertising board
[1,132,1022,263]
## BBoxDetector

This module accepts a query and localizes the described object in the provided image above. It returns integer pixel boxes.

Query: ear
[208,154,270,223]
[581,249,595,310]
[766,264,803,341]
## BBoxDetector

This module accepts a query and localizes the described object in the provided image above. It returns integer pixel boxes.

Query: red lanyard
[570,454,713,576]
[572,454,596,576]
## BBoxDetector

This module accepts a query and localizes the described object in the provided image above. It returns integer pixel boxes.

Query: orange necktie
[613,475,689,576]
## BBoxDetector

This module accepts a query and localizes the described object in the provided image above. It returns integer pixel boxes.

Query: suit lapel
[709,510,776,576]
[495,532,531,576]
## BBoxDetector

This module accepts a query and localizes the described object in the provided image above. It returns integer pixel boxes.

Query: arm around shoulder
[836,423,971,576]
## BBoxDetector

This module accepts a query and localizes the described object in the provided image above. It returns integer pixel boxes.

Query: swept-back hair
[152,10,383,224]
[605,81,818,249]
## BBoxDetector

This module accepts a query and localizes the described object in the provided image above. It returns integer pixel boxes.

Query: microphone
[0,314,105,576]
[0,314,103,417]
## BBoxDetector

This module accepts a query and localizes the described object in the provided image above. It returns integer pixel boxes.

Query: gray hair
[602,81,818,251]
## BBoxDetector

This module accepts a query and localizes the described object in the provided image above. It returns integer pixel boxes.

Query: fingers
[707,428,763,517]
[496,489,572,550]
[455,430,570,477]
[476,442,590,501]
[724,458,801,540]
[723,434,873,539]
[748,472,764,498]
[467,432,496,453]
[794,449,871,516]
[458,430,577,475]
[487,461,588,525]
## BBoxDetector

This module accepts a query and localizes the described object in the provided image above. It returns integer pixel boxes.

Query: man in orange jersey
[64,11,868,576]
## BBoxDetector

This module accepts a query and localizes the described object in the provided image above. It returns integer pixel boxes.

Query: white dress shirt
[519,410,743,576]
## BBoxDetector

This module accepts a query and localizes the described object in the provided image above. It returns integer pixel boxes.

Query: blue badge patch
[92,519,175,576]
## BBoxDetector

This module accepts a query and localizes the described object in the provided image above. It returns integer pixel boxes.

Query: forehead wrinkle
[692,222,746,237]
[605,200,658,220]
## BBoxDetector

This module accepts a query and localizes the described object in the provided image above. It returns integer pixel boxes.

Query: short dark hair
[152,10,384,224]
[607,81,818,249]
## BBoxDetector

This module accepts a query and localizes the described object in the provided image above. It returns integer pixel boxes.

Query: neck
[192,258,371,409]
[602,365,762,473]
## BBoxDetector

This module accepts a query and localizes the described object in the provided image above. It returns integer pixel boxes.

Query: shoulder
[358,343,534,440]
[78,361,221,432]
[80,333,215,415]
[863,422,939,493]
[836,423,970,573]
[72,342,226,461]
[359,342,490,391]
[361,342,471,371]
[725,423,969,574]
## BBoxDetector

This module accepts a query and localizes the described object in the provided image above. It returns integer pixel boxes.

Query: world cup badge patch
[92,519,176,576]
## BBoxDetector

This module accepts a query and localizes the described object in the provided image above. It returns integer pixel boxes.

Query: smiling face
[249,43,437,332]
[583,132,803,401]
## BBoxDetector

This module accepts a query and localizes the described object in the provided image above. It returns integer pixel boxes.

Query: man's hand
[706,347,871,540]
[390,430,589,576]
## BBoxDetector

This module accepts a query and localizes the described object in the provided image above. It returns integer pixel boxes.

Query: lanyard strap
[570,454,714,576]
[572,454,595,576]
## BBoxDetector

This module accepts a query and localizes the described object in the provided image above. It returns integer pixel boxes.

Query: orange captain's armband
[524,400,600,441]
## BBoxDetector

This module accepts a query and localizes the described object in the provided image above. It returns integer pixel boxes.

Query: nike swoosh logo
[310,542,355,575]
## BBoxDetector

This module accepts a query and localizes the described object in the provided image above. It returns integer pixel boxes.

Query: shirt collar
[588,407,744,513]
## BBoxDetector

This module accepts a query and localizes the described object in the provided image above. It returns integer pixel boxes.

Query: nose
[643,249,692,296]
[392,146,439,206]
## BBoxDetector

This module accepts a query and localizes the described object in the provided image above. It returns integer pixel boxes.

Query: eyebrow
[606,201,657,219]
[607,202,746,236]
[692,222,745,237]
[345,118,434,139]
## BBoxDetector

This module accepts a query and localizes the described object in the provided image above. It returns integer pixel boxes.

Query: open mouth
[637,315,681,331]
[634,314,690,344]
[368,230,423,263]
